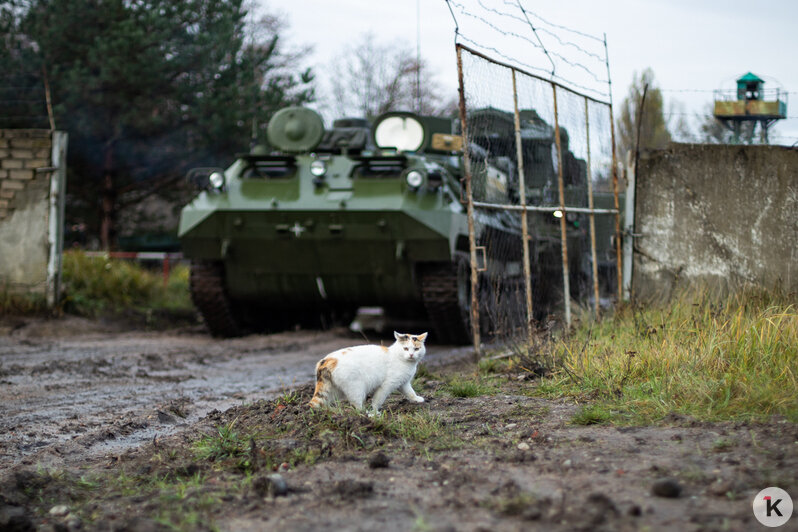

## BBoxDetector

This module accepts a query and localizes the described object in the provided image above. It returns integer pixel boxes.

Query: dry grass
[534,288,798,423]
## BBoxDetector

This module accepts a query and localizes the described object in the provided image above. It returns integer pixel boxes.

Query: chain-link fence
[456,44,621,353]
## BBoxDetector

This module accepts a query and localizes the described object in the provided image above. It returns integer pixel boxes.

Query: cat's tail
[308,357,337,408]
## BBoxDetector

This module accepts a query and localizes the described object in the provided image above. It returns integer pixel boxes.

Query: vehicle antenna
[416,0,422,113]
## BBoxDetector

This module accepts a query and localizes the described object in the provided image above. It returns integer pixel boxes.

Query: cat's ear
[394,331,401,340]
[417,332,428,342]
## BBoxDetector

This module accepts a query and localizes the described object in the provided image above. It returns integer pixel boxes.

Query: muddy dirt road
[0,317,470,474]
[2,317,797,531]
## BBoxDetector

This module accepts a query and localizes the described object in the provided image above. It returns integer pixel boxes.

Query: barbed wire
[500,0,604,43]
[476,0,605,63]
[662,88,796,95]
[664,111,798,120]
[444,0,611,100]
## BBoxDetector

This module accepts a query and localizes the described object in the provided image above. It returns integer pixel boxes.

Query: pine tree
[11,0,315,249]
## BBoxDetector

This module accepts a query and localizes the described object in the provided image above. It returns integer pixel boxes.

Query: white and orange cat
[308,331,428,414]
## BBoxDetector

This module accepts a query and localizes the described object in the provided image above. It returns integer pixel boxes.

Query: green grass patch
[444,375,499,398]
[193,420,248,462]
[535,288,798,423]
[60,250,192,318]
[570,403,613,425]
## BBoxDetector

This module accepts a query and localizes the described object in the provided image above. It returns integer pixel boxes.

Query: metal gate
[455,44,622,355]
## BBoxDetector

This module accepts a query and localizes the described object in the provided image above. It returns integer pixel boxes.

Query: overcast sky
[273,0,798,144]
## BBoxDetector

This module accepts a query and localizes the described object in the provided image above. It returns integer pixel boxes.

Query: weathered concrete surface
[632,143,798,300]
[0,129,66,302]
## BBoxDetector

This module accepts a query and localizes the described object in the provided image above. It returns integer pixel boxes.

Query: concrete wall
[631,143,798,300]
[0,129,67,305]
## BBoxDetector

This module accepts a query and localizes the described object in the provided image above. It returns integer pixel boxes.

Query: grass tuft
[0,287,49,316]
[444,376,498,398]
[571,403,612,425]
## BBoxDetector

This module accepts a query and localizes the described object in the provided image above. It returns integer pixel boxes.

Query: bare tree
[616,68,672,159]
[327,33,451,119]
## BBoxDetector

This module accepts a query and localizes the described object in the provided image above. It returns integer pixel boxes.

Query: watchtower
[713,72,787,143]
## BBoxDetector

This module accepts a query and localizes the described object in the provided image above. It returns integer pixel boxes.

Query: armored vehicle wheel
[420,252,472,345]
[189,260,243,337]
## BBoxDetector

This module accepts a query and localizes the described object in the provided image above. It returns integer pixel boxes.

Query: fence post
[603,34,623,304]
[456,45,482,359]
[584,98,600,315]
[551,84,572,327]
[511,69,534,342]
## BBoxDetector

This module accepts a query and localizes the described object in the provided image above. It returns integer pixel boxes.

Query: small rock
[48,505,70,517]
[651,478,682,498]
[562,459,572,468]
[368,451,390,469]
[267,473,289,496]
[253,473,289,497]
[157,411,176,424]
[516,442,530,451]
[505,423,517,429]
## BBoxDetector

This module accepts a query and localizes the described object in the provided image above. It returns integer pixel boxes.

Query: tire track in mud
[0,319,469,474]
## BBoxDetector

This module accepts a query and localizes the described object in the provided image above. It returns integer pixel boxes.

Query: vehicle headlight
[209,171,225,190]
[310,160,327,177]
[405,170,425,189]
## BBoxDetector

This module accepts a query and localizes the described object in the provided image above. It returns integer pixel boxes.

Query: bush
[61,250,192,317]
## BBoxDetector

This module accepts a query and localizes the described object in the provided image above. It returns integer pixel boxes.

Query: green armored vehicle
[179,107,489,343]
[178,106,598,342]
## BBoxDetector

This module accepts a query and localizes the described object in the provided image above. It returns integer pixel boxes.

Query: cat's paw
[411,396,425,403]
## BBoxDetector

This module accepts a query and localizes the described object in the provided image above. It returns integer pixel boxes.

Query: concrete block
[0,199,8,208]
[0,189,14,199]
[23,159,50,169]
[632,144,798,299]
[8,169,34,180]
[10,149,34,159]
[1,179,26,190]
[1,159,24,169]
[10,138,51,149]
[4,129,51,139]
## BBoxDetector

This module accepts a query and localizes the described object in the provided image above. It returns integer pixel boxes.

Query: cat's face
[393,331,428,362]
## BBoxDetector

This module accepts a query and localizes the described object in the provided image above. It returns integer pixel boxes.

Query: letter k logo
[765,496,783,517]
[754,488,792,527]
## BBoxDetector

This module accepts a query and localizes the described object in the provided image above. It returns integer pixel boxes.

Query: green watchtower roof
[737,72,764,84]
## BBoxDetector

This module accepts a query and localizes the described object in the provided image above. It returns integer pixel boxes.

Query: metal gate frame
[455,43,623,355]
